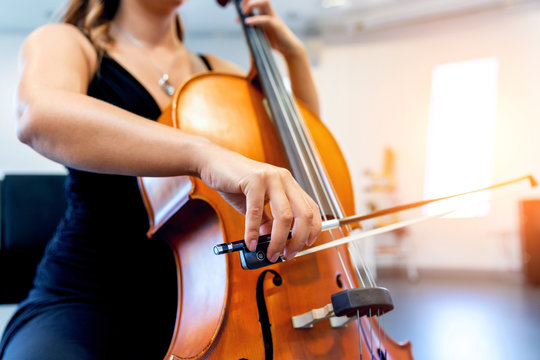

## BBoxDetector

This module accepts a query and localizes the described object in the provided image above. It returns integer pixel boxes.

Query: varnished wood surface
[139,72,412,359]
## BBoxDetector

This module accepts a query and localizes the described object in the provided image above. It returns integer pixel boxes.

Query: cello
[138,0,413,358]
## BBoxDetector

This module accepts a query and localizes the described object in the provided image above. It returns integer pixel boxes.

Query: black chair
[0,174,67,303]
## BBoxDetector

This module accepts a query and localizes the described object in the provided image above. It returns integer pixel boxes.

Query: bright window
[424,57,499,217]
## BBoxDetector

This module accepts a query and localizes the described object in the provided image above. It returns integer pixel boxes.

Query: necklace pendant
[158,73,175,96]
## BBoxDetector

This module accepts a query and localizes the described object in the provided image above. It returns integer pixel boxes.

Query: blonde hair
[60,0,184,52]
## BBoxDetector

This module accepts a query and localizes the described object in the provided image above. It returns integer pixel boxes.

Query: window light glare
[424,57,499,218]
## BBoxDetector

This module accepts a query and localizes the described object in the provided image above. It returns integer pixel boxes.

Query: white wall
[312,2,540,271]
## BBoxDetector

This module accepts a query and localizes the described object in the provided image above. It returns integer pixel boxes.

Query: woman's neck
[113,0,180,49]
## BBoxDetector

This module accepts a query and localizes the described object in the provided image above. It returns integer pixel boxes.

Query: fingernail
[287,251,298,260]
[270,253,279,262]
[249,239,257,251]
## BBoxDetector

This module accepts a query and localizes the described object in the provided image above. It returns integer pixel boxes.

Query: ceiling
[0,0,530,35]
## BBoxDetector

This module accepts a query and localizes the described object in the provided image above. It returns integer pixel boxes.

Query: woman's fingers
[202,145,320,262]
[240,1,304,57]
[259,209,273,237]
[242,0,274,16]
[242,175,267,251]
[304,195,322,246]
[265,171,294,262]
[243,15,276,27]
[281,181,314,260]
[265,169,322,261]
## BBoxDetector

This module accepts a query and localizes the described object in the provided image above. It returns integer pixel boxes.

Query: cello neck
[233,0,343,218]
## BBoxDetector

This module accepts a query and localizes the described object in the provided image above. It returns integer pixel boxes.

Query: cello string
[237,0,351,287]
[350,245,367,288]
[235,4,401,358]
[369,308,374,360]
[248,23,364,290]
[250,27,380,289]
[235,1,326,219]
[350,244,377,339]
[247,25,332,223]
[294,210,455,259]
[335,244,354,289]
[346,240,377,348]
[248,20,379,355]
[265,56,381,289]
[248,25,354,249]
[248,26,343,241]
[252,17,345,218]
[251,26,341,223]
[246,26,357,291]
[240,10,372,353]
[293,186,525,259]
[250,26,377,291]
[280,76,345,217]
[248,25,339,231]
[247,22,346,228]
[349,240,376,288]
[360,316,375,357]
[357,309,363,360]
[383,315,388,359]
[245,22,410,357]
[377,310,382,356]
[247,24,376,357]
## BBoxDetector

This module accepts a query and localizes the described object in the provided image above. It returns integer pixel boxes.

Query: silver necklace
[114,25,176,96]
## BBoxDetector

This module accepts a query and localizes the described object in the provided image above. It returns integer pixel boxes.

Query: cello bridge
[291,303,354,329]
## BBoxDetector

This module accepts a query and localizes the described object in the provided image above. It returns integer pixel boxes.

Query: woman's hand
[241,0,305,59]
[197,142,321,262]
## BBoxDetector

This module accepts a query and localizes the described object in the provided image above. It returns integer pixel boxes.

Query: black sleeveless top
[0,54,213,359]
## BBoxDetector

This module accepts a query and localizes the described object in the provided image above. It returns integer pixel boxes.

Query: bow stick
[213,174,537,257]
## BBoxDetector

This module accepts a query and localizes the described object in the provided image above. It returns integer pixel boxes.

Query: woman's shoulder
[27,23,94,50]
[24,23,98,75]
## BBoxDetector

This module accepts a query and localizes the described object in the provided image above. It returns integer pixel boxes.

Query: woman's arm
[242,0,320,115]
[17,24,208,177]
[16,23,320,261]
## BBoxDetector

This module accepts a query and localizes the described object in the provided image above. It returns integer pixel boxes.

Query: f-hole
[336,273,344,288]
[256,269,283,360]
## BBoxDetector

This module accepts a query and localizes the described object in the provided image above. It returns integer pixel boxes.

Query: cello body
[139,72,413,359]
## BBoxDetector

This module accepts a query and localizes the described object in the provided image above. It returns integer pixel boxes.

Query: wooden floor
[375,270,540,360]
[2,270,539,359]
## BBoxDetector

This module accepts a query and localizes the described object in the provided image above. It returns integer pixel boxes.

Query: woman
[0,0,322,358]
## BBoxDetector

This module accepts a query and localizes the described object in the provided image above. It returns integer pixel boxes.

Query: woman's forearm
[18,89,212,177]
[285,46,320,116]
